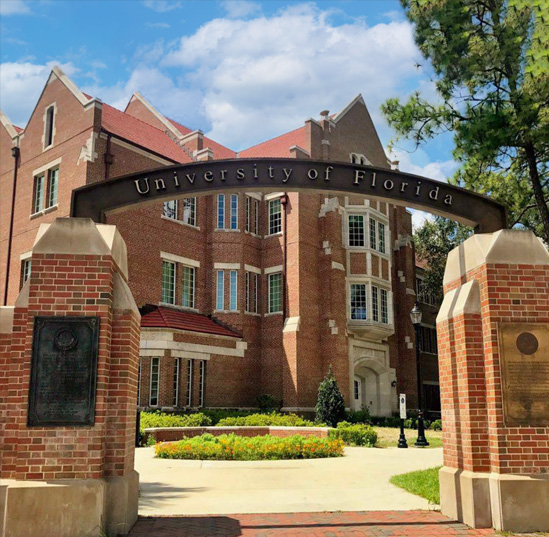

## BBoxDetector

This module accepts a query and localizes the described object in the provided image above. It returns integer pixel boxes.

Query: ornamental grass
[154,433,344,461]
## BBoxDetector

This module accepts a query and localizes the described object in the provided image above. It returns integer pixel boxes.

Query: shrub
[403,417,431,430]
[202,409,255,425]
[345,406,371,424]
[315,366,346,427]
[256,394,282,412]
[369,416,402,428]
[216,412,317,427]
[140,411,212,432]
[154,433,344,461]
[329,422,378,447]
[431,419,443,431]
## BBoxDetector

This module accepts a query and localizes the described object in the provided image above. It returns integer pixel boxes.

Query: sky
[0,0,458,226]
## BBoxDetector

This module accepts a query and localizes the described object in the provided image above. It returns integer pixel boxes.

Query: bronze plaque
[28,316,100,426]
[499,322,549,426]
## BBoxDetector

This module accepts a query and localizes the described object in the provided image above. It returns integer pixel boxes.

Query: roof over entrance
[140,305,241,338]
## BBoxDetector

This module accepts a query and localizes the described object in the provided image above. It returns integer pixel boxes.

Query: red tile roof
[168,119,237,160]
[141,306,241,338]
[14,126,23,133]
[101,103,193,163]
[238,126,307,158]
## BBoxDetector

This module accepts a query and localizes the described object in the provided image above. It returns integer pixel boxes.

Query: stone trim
[161,251,200,268]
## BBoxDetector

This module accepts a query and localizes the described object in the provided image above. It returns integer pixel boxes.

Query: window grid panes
[378,222,386,254]
[186,360,193,406]
[48,168,58,207]
[182,266,195,309]
[216,270,224,310]
[163,199,178,219]
[230,194,238,230]
[22,259,32,285]
[229,270,238,311]
[254,200,259,234]
[183,198,196,226]
[33,175,45,214]
[45,106,54,147]
[199,360,205,407]
[245,272,259,313]
[173,358,181,407]
[217,194,225,229]
[245,196,251,232]
[268,272,282,313]
[161,261,176,304]
[369,218,377,251]
[269,199,282,235]
[419,326,438,354]
[350,283,367,320]
[371,285,379,322]
[348,215,365,247]
[381,289,389,324]
[150,357,160,406]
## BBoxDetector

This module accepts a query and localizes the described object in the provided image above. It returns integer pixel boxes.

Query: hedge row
[154,433,344,460]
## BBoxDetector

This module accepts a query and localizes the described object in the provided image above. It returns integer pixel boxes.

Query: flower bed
[144,425,330,443]
[154,433,344,461]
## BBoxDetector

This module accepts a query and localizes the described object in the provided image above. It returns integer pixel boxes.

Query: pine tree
[315,366,346,427]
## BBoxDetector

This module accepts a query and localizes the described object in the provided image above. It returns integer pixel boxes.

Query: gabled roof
[141,306,241,338]
[0,110,23,139]
[101,103,193,163]
[238,126,307,158]
[168,119,237,160]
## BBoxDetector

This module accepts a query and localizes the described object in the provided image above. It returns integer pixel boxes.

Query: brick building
[0,66,439,416]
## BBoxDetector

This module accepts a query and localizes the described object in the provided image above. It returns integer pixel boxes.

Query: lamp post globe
[410,302,429,447]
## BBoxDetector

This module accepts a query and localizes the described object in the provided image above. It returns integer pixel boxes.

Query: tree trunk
[524,143,549,243]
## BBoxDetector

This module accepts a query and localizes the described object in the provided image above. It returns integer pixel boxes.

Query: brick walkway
[129,511,500,536]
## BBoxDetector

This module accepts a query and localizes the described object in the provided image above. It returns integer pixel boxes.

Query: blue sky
[1,0,457,222]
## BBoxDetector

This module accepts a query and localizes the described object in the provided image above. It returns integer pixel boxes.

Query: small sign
[399,394,407,419]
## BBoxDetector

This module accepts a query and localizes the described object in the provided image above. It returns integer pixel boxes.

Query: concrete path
[135,446,443,516]
[130,510,499,536]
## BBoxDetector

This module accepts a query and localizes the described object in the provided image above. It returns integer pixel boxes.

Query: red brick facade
[1,67,427,416]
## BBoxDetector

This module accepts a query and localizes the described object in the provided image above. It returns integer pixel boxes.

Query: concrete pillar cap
[0,306,15,334]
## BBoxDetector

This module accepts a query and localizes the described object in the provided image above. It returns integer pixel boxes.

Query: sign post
[398,394,408,448]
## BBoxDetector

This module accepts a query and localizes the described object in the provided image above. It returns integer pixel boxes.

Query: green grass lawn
[373,427,443,448]
[390,466,441,504]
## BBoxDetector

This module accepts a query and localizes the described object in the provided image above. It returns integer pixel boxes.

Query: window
[199,360,205,407]
[173,358,181,407]
[48,168,58,208]
[183,197,196,226]
[268,198,282,235]
[424,383,441,412]
[419,325,438,354]
[33,174,45,214]
[217,194,225,229]
[354,379,360,400]
[378,222,386,254]
[21,259,32,289]
[186,359,193,407]
[246,272,259,313]
[380,288,389,324]
[369,218,377,251]
[416,277,437,306]
[216,270,224,310]
[230,194,238,230]
[348,214,365,247]
[350,283,367,320]
[182,266,195,309]
[44,105,55,148]
[268,272,282,313]
[245,196,251,232]
[163,199,178,219]
[161,260,176,304]
[229,270,238,311]
[150,357,160,406]
[254,199,259,234]
[371,285,379,322]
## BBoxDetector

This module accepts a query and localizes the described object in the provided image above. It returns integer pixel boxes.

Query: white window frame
[348,214,366,248]
[186,359,193,407]
[380,288,389,324]
[161,260,176,305]
[181,265,196,309]
[217,194,225,229]
[268,198,282,236]
[216,270,224,310]
[183,197,197,227]
[149,357,160,407]
[21,259,32,289]
[229,270,238,311]
[254,199,259,234]
[32,174,45,215]
[173,358,181,407]
[245,196,251,232]
[268,272,283,314]
[230,194,238,230]
[163,199,178,219]
[350,282,368,321]
[43,103,56,150]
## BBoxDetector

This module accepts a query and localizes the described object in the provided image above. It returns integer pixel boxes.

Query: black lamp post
[410,303,429,447]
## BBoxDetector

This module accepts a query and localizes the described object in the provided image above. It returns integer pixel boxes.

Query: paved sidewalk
[136,446,443,515]
[129,511,499,536]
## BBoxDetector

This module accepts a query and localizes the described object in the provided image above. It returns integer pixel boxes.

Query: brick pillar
[437,230,549,532]
[0,218,140,537]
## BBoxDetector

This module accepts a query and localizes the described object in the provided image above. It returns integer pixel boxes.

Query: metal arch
[71,158,507,233]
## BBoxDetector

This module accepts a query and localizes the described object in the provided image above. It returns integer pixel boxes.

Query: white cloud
[221,1,261,19]
[142,1,181,13]
[0,61,77,126]
[0,0,31,15]
[146,22,170,28]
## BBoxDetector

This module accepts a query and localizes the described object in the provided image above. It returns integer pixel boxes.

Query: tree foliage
[382,0,549,243]
[315,366,346,427]
[414,216,473,301]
